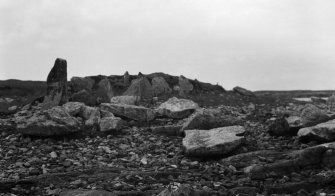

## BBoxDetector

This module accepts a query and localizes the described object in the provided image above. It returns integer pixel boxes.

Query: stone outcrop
[157,97,199,119]
[151,76,172,97]
[181,108,241,135]
[183,126,245,157]
[100,103,156,122]
[300,104,329,127]
[298,119,335,142]
[233,86,255,97]
[70,76,94,92]
[178,75,193,97]
[41,58,68,109]
[123,76,153,100]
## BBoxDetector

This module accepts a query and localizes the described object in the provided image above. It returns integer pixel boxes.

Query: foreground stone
[181,108,241,135]
[110,96,139,105]
[298,119,335,142]
[41,58,68,109]
[183,126,245,157]
[233,86,255,97]
[99,116,124,131]
[157,97,199,119]
[16,106,81,136]
[100,103,156,122]
[300,104,329,127]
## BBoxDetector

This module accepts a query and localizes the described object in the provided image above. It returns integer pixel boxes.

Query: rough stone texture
[62,102,85,116]
[183,126,245,157]
[150,125,183,136]
[124,71,130,87]
[70,76,94,92]
[233,86,255,97]
[267,116,291,136]
[41,58,68,109]
[70,90,96,106]
[100,103,156,122]
[123,76,153,100]
[298,119,335,142]
[99,116,124,132]
[60,189,116,196]
[157,184,200,196]
[178,75,193,97]
[322,149,335,169]
[81,106,101,127]
[157,97,199,119]
[16,106,81,136]
[300,104,329,127]
[286,116,303,129]
[110,96,139,105]
[181,108,241,135]
[151,76,172,96]
[96,78,114,103]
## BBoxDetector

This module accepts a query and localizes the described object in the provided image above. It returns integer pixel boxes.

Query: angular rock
[62,102,85,116]
[81,106,101,126]
[181,108,241,135]
[157,97,199,119]
[100,103,156,122]
[99,116,124,132]
[233,86,255,97]
[110,95,139,105]
[70,76,94,92]
[286,115,303,129]
[41,58,68,109]
[16,107,81,136]
[300,104,329,127]
[178,75,193,97]
[70,89,96,106]
[267,116,291,136]
[152,76,172,96]
[123,71,130,86]
[183,126,245,157]
[298,119,335,142]
[95,78,114,103]
[123,76,153,100]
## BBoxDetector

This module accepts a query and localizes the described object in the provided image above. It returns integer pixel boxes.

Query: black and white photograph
[1,0,335,195]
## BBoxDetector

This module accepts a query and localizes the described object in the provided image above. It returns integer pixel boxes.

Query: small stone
[50,151,58,158]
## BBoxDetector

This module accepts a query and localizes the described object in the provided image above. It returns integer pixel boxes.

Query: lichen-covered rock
[62,102,85,116]
[59,189,116,196]
[99,116,124,132]
[81,106,101,127]
[100,103,156,122]
[298,119,335,142]
[157,97,199,119]
[183,126,245,157]
[41,58,68,109]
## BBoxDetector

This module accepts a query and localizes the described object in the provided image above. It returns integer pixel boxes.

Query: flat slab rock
[298,119,335,142]
[183,126,245,157]
[157,97,199,119]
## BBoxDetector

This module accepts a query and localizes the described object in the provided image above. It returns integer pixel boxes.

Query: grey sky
[1,0,335,90]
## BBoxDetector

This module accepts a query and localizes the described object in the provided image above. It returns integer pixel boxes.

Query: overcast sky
[1,0,335,90]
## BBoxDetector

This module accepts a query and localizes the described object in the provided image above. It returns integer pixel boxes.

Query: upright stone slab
[123,76,153,100]
[95,78,114,103]
[41,58,68,110]
[124,71,130,87]
[152,76,172,96]
[178,75,193,97]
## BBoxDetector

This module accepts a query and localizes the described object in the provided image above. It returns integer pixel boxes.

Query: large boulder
[70,89,96,106]
[110,96,139,105]
[16,106,81,136]
[81,106,101,127]
[183,126,245,157]
[233,86,255,97]
[157,97,199,119]
[123,76,153,100]
[70,76,95,92]
[100,103,156,122]
[152,76,172,96]
[99,116,124,132]
[41,58,68,109]
[178,75,193,97]
[298,119,335,142]
[62,102,85,116]
[301,104,329,127]
[95,78,114,103]
[181,108,241,135]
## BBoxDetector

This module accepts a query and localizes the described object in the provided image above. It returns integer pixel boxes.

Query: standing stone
[95,78,114,103]
[123,76,153,100]
[41,58,68,109]
[152,76,172,96]
[178,75,193,97]
[124,71,130,87]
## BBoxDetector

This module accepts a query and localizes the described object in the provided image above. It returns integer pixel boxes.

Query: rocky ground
[1,93,335,196]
